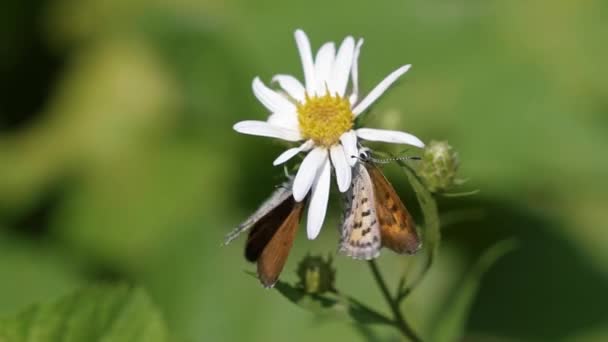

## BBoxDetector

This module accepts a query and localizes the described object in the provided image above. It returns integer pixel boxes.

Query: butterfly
[339,152,421,260]
[225,180,305,288]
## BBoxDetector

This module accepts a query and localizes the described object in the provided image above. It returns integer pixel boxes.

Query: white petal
[272,140,314,165]
[294,29,316,94]
[233,120,301,141]
[314,42,336,95]
[356,128,425,148]
[267,112,298,131]
[352,64,412,116]
[349,39,364,105]
[272,74,305,102]
[307,157,331,240]
[328,36,355,97]
[293,147,328,201]
[339,130,359,166]
[252,77,296,114]
[330,144,351,192]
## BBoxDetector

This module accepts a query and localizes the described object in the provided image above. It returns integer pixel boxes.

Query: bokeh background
[1,0,607,340]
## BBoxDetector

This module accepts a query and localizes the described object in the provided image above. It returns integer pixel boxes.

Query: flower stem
[368,259,422,342]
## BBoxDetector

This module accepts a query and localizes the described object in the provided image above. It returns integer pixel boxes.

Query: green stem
[368,260,422,342]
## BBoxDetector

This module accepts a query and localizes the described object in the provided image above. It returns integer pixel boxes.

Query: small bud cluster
[296,254,336,294]
[418,141,460,192]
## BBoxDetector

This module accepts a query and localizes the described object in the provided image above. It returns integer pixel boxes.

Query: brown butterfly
[225,180,305,287]
[339,153,420,260]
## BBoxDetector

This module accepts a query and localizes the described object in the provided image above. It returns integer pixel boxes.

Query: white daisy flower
[234,29,425,240]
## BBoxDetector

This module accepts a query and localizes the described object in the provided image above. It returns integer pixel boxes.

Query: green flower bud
[419,140,460,192]
[296,254,336,294]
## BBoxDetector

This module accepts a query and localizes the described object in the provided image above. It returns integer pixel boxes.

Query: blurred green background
[1,0,607,340]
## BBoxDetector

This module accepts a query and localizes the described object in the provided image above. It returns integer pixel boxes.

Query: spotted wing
[224,180,293,245]
[366,163,420,254]
[338,163,382,260]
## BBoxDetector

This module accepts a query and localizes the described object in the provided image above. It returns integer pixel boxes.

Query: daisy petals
[293,147,328,201]
[329,36,355,97]
[349,38,364,105]
[273,140,314,165]
[314,42,336,95]
[307,157,331,240]
[352,64,411,116]
[330,144,352,192]
[272,74,305,102]
[252,77,296,114]
[356,128,425,148]
[267,112,298,131]
[339,130,359,166]
[233,120,301,141]
[295,29,316,94]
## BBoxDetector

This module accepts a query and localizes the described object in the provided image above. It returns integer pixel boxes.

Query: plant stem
[368,260,422,342]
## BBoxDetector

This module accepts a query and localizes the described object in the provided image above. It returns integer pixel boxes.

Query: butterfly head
[350,147,373,164]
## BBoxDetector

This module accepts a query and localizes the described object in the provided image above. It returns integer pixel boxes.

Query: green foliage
[1,0,607,340]
[431,239,519,342]
[274,280,392,327]
[270,155,516,341]
[396,160,441,297]
[0,284,169,342]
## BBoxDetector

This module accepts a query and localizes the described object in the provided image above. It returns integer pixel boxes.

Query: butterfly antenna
[351,148,420,164]
[370,155,421,164]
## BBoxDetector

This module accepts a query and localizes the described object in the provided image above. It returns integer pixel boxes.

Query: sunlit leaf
[0,284,169,342]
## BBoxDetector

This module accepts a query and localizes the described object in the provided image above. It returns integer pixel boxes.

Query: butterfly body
[340,160,420,260]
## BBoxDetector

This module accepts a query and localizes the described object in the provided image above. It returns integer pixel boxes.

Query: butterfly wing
[339,163,382,260]
[254,201,304,287]
[244,195,297,262]
[244,195,303,287]
[366,163,421,254]
[224,180,293,245]
[226,179,303,287]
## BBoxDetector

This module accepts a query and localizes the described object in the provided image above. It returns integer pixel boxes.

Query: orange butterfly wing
[245,197,304,287]
[366,163,421,254]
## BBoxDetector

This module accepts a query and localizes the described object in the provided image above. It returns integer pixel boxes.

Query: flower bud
[296,254,336,294]
[418,141,460,192]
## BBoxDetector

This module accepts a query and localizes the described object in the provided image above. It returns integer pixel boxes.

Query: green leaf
[342,296,394,326]
[396,160,441,297]
[440,189,481,198]
[273,280,393,326]
[274,280,342,314]
[0,283,169,342]
[431,239,519,342]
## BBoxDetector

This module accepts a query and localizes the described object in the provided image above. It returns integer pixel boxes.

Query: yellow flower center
[297,93,354,147]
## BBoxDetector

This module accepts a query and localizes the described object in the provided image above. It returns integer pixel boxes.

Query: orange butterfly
[225,181,305,287]
[339,153,420,259]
